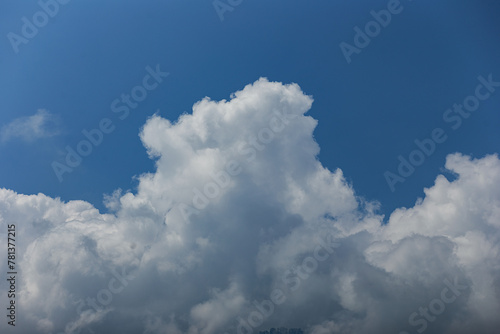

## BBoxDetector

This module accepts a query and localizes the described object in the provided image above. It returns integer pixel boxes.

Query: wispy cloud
[0,109,61,143]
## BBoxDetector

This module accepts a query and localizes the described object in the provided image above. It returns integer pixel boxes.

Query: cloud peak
[0,79,499,334]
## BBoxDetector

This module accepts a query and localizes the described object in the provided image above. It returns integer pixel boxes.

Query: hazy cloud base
[0,79,499,334]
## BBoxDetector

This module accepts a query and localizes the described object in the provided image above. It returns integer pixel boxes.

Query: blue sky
[1,0,499,217]
[1,2,500,333]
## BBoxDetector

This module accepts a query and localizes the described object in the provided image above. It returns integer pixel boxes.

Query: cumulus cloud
[0,78,499,334]
[0,109,61,143]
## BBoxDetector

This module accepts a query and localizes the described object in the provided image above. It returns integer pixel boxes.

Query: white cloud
[0,109,61,143]
[0,79,499,334]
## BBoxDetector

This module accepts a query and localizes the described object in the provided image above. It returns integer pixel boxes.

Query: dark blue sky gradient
[0,0,499,219]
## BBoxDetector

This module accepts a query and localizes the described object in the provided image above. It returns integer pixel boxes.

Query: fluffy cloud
[0,109,61,143]
[0,79,499,334]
